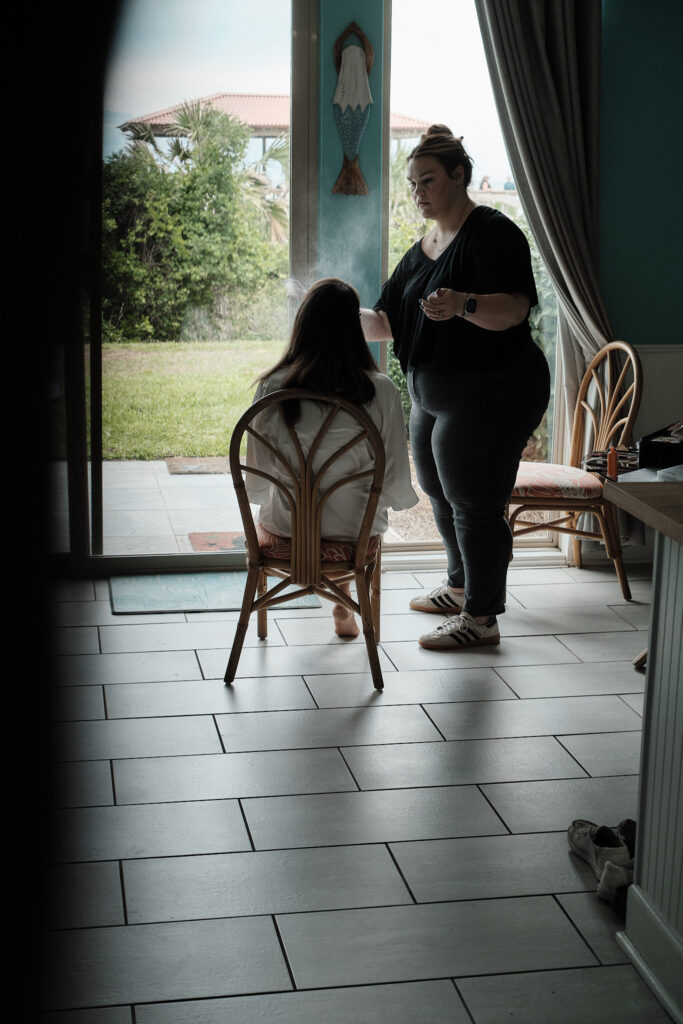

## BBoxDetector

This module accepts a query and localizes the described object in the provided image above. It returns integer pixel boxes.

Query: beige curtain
[474,0,614,437]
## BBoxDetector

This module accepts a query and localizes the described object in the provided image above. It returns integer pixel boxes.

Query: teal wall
[318,0,386,361]
[600,0,683,346]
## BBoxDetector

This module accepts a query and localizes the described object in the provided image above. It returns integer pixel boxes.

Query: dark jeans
[408,349,550,617]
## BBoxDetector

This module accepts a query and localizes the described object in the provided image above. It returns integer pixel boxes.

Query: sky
[104,0,511,184]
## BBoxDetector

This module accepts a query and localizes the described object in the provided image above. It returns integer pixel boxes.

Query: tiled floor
[43,562,675,1022]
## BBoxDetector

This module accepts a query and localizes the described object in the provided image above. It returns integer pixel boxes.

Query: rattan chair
[225,388,386,690]
[509,341,643,599]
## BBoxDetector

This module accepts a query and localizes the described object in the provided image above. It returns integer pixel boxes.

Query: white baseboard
[617,885,683,1024]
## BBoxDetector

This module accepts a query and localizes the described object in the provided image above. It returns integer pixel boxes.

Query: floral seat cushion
[255,522,379,563]
[512,461,603,500]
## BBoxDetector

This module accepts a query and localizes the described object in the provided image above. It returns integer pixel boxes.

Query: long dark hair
[258,278,379,425]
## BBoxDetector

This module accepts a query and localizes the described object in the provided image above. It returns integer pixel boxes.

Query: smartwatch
[462,294,477,318]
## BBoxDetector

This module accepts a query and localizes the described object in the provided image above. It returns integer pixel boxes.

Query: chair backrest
[569,341,643,468]
[230,388,386,585]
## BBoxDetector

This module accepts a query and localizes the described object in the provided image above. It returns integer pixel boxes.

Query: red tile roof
[119,92,429,138]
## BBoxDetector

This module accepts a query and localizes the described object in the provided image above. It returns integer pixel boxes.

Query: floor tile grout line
[271,914,298,991]
[475,784,513,835]
[237,799,256,853]
[384,842,418,904]
[551,892,604,966]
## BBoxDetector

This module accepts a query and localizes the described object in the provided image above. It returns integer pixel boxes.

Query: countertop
[603,480,683,546]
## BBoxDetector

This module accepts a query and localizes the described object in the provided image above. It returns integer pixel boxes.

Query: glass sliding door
[386,0,558,551]
[89,0,293,565]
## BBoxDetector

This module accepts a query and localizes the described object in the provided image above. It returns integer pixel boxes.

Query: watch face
[465,296,477,314]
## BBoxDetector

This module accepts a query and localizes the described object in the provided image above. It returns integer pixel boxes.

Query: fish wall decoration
[332,21,374,195]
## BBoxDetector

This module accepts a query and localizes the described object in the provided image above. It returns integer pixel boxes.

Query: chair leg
[571,514,583,568]
[224,565,259,684]
[599,502,632,601]
[355,570,384,691]
[370,550,381,643]
[257,568,268,639]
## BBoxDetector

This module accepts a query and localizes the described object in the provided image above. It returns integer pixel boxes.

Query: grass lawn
[102,340,285,459]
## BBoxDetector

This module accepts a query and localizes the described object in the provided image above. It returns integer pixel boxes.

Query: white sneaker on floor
[418,611,500,651]
[409,581,463,614]
[597,859,634,901]
[567,819,632,880]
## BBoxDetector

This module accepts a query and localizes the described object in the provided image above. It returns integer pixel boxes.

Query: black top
[374,205,538,373]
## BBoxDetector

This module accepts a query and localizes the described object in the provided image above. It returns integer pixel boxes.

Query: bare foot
[333,604,360,637]
[333,581,360,637]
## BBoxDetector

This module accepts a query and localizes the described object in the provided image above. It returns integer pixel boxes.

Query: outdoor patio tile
[494,661,645,698]
[557,629,650,662]
[51,799,250,862]
[381,635,579,671]
[103,510,175,537]
[167,510,241,533]
[105,675,316,718]
[103,487,166,511]
[123,844,411,924]
[506,581,652,608]
[158,485,236,510]
[99,619,284,654]
[49,627,100,656]
[480,775,639,833]
[134,980,468,1024]
[559,731,642,776]
[276,897,596,989]
[456,965,671,1024]
[215,705,442,752]
[112,748,356,804]
[304,666,516,707]
[424,695,642,740]
[390,831,596,902]
[242,785,506,850]
[45,861,124,929]
[50,650,202,685]
[102,460,166,476]
[341,736,586,791]
[53,716,222,762]
[103,536,184,555]
[198,642,396,680]
[41,917,291,1011]
[49,685,105,721]
[51,761,114,808]
[556,893,631,965]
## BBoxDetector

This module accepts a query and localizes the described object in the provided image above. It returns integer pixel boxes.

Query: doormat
[109,572,321,613]
[189,532,245,552]
[165,457,230,474]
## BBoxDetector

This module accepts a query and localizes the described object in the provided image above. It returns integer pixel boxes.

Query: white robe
[245,370,418,540]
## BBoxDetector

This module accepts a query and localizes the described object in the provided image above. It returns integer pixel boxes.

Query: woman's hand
[420,289,531,330]
[419,287,461,321]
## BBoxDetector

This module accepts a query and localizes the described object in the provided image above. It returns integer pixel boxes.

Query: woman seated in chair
[245,277,418,636]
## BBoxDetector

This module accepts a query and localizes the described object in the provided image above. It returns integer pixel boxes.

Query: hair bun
[424,124,463,143]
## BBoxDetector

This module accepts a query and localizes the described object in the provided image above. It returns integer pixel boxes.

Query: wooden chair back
[230,388,386,584]
[568,341,643,467]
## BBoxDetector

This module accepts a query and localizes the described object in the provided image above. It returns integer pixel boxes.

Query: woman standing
[361,126,549,650]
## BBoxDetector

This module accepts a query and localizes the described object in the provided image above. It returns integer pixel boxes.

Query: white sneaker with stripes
[409,581,463,614]
[418,611,500,650]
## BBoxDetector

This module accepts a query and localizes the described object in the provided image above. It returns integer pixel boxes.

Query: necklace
[432,200,474,252]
